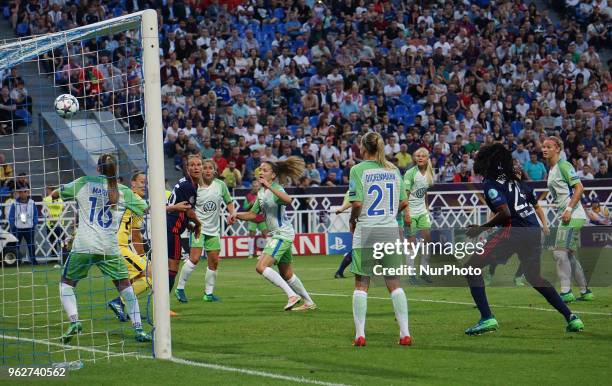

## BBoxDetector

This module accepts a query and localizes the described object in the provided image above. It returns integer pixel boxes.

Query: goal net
[0,10,170,367]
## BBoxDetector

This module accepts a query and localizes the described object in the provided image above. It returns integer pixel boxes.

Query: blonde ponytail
[362,132,394,169]
[265,157,306,183]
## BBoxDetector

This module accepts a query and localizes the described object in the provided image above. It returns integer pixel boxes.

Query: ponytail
[361,132,394,169]
[265,157,305,183]
[98,153,118,205]
[413,147,434,186]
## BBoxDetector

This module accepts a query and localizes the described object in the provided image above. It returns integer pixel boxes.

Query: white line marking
[169,357,349,386]
[309,292,612,316]
[1,334,349,386]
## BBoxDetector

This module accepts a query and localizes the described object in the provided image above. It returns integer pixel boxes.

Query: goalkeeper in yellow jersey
[108,171,151,322]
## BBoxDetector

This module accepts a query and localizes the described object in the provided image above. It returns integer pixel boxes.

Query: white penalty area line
[0,334,349,386]
[309,292,612,316]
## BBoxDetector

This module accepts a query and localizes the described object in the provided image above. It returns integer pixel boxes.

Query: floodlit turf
[2,253,611,385]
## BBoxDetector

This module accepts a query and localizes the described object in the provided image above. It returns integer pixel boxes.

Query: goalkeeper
[107,171,152,322]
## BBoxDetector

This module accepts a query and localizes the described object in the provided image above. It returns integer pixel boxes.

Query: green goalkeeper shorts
[263,237,293,264]
[62,252,128,281]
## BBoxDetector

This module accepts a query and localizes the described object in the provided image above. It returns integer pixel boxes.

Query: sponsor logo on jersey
[413,187,428,198]
[203,201,217,212]
[487,189,499,199]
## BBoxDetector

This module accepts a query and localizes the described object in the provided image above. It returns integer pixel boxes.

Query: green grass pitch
[1,253,611,385]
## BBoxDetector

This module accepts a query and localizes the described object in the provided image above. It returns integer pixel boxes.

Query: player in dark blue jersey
[464,144,583,335]
[486,168,551,286]
[166,155,202,312]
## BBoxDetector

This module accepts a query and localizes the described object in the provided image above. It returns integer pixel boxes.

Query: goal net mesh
[0,12,157,367]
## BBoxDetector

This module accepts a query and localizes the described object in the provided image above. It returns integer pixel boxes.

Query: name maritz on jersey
[365,172,397,183]
[90,186,109,197]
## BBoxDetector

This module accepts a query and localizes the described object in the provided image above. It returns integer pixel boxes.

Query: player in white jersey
[348,132,411,346]
[175,159,236,303]
[542,137,593,302]
[236,157,316,311]
[52,154,151,343]
[403,147,434,283]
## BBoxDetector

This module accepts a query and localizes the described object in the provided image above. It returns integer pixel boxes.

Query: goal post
[0,9,171,364]
[140,9,171,360]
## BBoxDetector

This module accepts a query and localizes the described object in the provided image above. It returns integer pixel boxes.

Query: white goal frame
[0,9,171,360]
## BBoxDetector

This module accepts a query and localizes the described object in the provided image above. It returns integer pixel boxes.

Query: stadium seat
[368,67,379,74]
[262,24,275,35]
[288,125,298,135]
[456,112,464,121]
[394,104,409,119]
[273,8,285,20]
[399,94,413,106]
[317,168,327,182]
[309,116,319,127]
[396,75,408,89]
[248,86,263,98]
[410,104,423,114]
[403,114,415,127]
[511,121,523,136]
[15,109,32,126]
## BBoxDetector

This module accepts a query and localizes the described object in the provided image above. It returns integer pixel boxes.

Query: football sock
[59,282,78,323]
[205,267,217,295]
[177,259,197,290]
[131,276,149,297]
[390,288,410,338]
[569,253,588,293]
[352,290,367,339]
[337,251,352,274]
[467,274,492,319]
[287,275,313,305]
[120,286,142,329]
[168,269,177,292]
[248,237,255,256]
[553,250,572,293]
[262,267,296,297]
[420,253,430,269]
[533,284,572,322]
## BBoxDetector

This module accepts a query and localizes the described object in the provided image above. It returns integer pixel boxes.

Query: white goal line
[0,334,349,386]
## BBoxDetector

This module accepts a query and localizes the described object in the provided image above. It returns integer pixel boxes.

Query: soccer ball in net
[54,94,80,118]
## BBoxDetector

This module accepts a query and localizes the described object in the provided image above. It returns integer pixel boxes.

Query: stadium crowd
[3,0,612,188]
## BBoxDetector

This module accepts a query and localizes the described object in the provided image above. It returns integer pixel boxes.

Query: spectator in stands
[8,186,38,265]
[577,164,595,180]
[453,165,472,183]
[524,153,548,181]
[15,172,29,190]
[0,86,17,135]
[594,163,610,179]
[244,148,261,182]
[9,0,610,191]
[221,160,242,189]
[512,143,530,166]
[587,199,610,225]
[0,153,13,187]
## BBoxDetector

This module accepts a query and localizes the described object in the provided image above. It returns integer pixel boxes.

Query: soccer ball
[54,94,79,118]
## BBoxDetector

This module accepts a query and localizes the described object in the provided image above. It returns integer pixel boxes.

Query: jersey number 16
[88,196,113,228]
